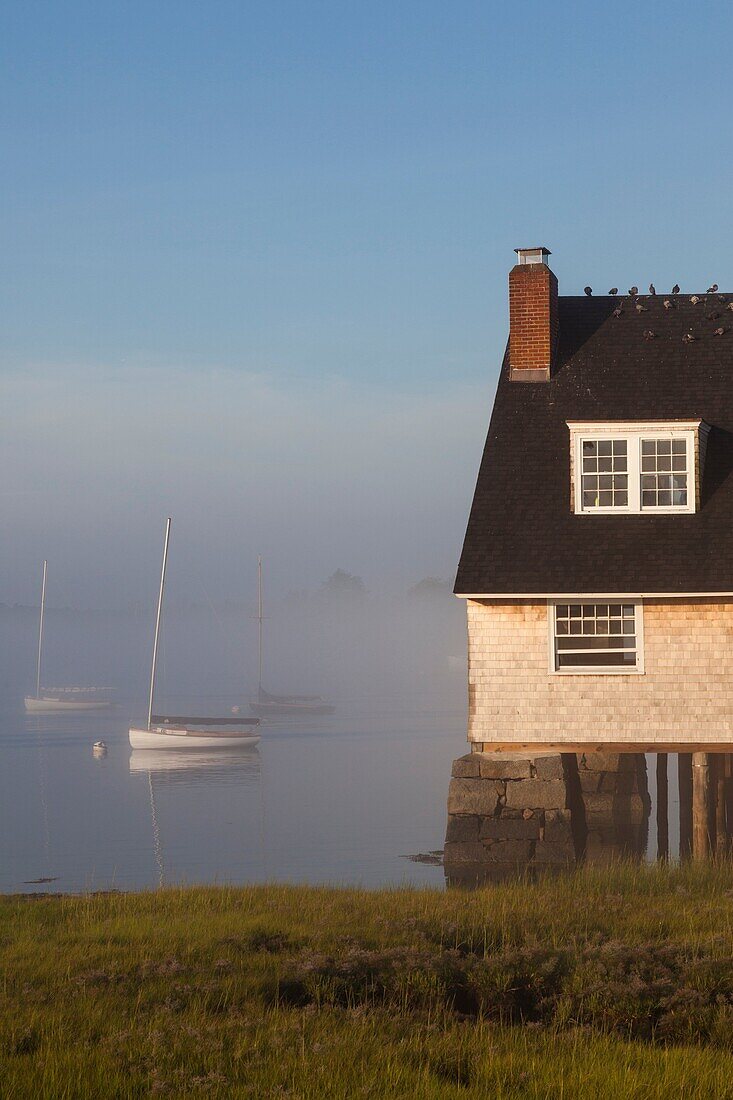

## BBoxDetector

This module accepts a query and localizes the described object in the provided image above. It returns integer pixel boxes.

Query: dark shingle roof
[455,294,733,595]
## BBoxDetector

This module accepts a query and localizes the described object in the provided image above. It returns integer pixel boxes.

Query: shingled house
[455,247,733,754]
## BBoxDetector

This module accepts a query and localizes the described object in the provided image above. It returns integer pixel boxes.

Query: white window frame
[568,421,699,515]
[547,599,645,675]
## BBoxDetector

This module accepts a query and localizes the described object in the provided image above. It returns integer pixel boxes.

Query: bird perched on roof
[635,302,648,313]
[643,329,656,340]
[690,295,701,305]
[612,307,623,318]
[706,311,720,321]
[715,327,728,336]
[672,284,680,294]
[629,286,638,296]
[584,286,593,296]
[649,283,656,296]
[708,284,719,293]
[608,287,618,296]
[682,332,696,343]
[728,302,733,311]
[663,299,674,310]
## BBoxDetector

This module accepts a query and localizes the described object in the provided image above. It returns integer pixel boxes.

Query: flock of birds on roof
[580,283,731,342]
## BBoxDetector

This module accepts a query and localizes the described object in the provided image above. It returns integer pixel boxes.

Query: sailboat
[129,518,261,749]
[246,558,335,717]
[24,561,115,713]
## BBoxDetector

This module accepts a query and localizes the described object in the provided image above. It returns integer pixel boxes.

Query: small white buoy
[93,740,107,757]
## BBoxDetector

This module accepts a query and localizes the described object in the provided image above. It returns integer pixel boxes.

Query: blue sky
[2,1,732,605]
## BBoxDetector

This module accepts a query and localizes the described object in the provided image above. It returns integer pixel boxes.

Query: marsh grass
[3,864,733,1096]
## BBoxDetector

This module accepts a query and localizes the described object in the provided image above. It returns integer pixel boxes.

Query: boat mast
[35,560,47,700]
[257,556,263,698]
[147,518,172,730]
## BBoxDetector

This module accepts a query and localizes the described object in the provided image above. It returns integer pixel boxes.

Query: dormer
[567,420,710,515]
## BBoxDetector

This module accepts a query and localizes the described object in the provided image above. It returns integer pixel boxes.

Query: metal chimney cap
[514,247,552,265]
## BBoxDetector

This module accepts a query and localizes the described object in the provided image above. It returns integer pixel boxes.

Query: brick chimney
[508,247,558,382]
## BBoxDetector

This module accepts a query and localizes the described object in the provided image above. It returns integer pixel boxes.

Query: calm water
[0,692,466,893]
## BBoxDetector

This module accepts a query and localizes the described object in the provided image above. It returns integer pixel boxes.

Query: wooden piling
[656,753,669,861]
[678,753,693,859]
[692,753,712,859]
[715,754,727,857]
[717,756,730,849]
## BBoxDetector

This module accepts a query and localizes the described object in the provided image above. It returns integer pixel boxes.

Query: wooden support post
[717,756,730,849]
[692,753,712,860]
[715,754,727,858]
[678,753,693,859]
[656,753,669,861]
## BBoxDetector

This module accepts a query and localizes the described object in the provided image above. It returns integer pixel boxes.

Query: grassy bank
[4,864,733,1097]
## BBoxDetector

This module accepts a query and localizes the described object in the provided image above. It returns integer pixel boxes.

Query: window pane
[581,440,629,508]
[639,436,690,510]
[557,637,634,651]
[558,651,632,667]
[555,604,638,671]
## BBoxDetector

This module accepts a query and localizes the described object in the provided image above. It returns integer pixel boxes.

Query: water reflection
[128,748,261,785]
[129,748,262,887]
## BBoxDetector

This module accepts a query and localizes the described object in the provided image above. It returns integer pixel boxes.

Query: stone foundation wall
[444,751,650,884]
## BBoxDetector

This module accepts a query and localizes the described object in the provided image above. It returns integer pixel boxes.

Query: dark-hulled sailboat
[247,558,335,717]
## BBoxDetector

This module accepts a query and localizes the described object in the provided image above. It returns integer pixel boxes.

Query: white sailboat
[24,560,115,713]
[129,518,261,749]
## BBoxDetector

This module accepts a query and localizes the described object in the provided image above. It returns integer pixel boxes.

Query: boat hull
[129,725,261,749]
[25,696,114,713]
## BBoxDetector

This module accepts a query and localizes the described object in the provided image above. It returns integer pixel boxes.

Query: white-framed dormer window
[568,421,701,515]
[548,600,644,675]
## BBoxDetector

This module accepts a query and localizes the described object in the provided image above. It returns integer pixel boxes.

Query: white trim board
[566,419,704,432]
[456,592,733,600]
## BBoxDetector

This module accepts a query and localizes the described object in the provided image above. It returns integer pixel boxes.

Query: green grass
[4,863,733,1097]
